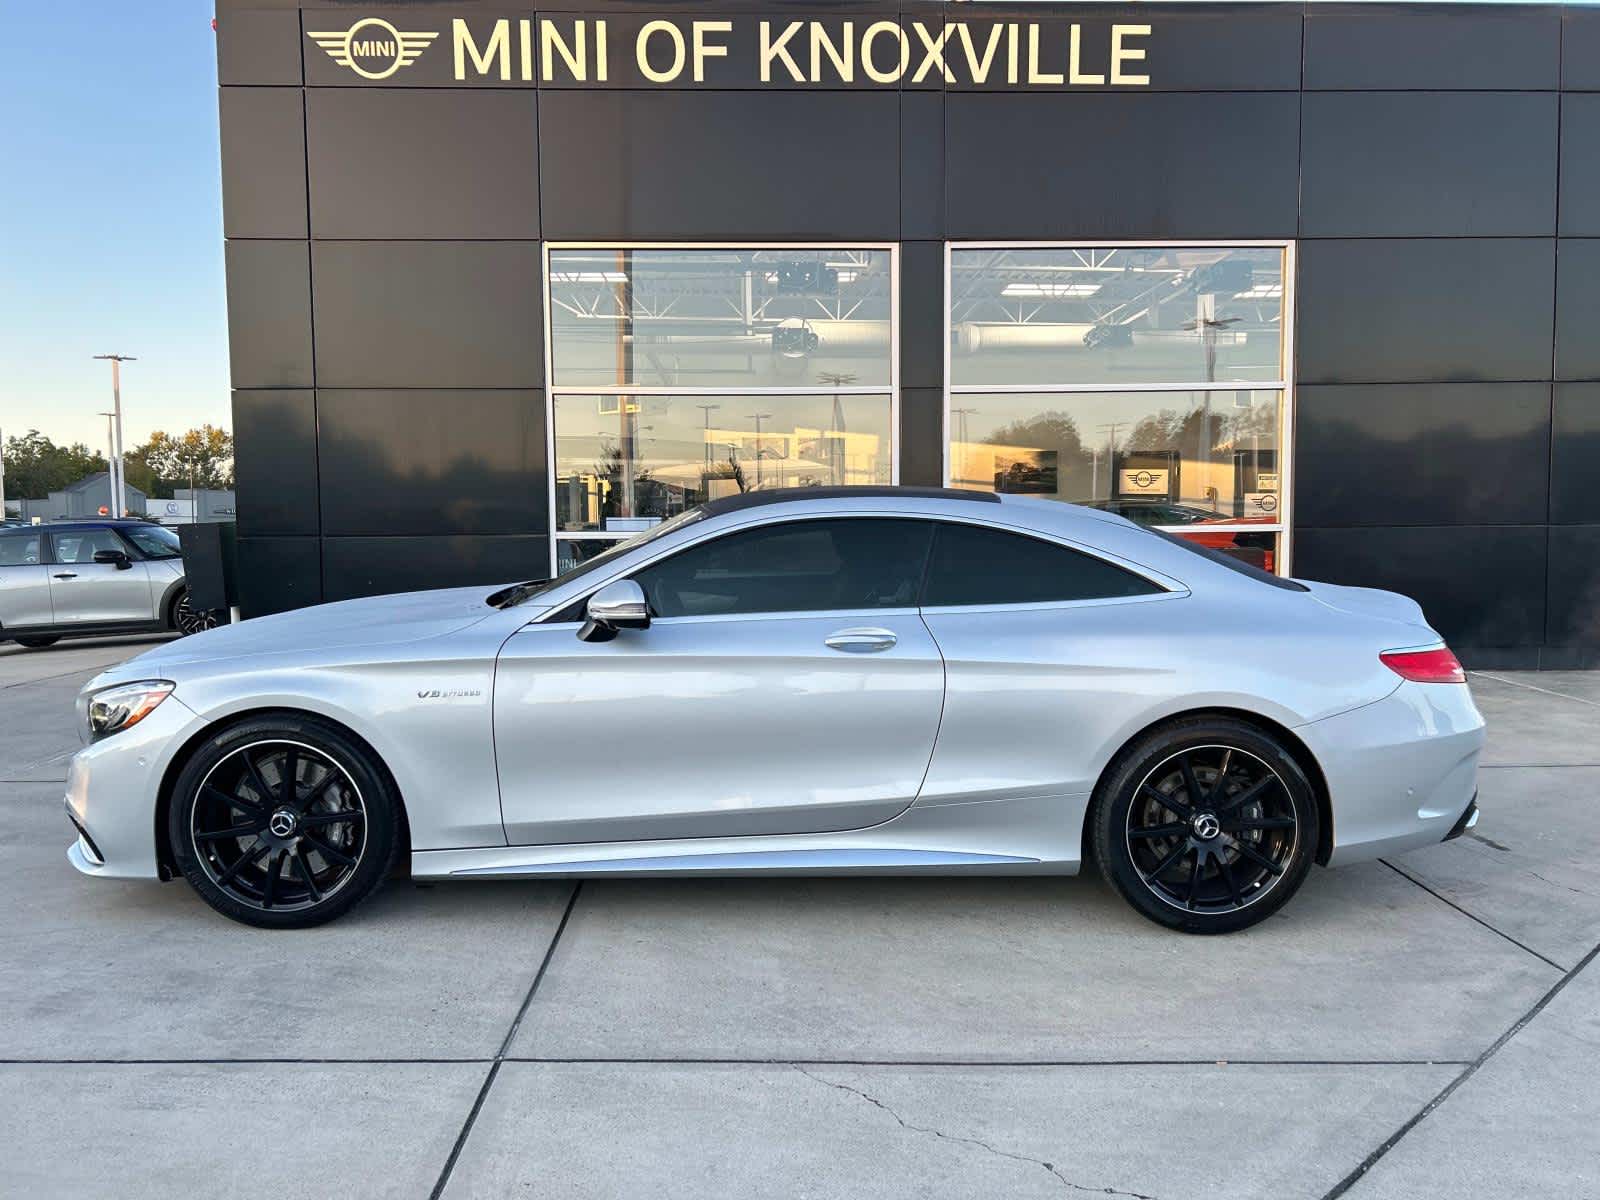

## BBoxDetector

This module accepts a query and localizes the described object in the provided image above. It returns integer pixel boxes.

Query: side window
[633,519,934,619]
[0,533,43,567]
[923,523,1163,607]
[53,528,126,565]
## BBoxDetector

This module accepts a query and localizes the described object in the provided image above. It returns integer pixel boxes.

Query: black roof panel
[698,486,999,518]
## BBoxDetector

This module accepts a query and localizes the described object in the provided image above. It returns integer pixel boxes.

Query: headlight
[85,680,175,741]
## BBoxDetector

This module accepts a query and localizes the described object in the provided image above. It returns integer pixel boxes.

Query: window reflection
[554,393,893,534]
[1172,529,1278,575]
[949,390,1281,523]
[949,247,1284,387]
[550,249,894,389]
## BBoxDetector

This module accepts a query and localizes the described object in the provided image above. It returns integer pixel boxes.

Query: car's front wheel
[168,716,400,928]
[12,635,61,648]
[1091,717,1319,934]
[171,587,221,636]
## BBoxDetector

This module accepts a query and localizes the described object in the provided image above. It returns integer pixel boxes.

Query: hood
[1301,580,1434,635]
[124,585,507,670]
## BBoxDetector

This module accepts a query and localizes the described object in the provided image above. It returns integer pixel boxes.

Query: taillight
[1380,646,1467,684]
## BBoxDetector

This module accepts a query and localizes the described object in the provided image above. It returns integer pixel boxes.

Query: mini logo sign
[307,18,439,80]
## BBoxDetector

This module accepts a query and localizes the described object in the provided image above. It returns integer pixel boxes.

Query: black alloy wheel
[170,716,399,928]
[173,589,221,636]
[1092,717,1318,934]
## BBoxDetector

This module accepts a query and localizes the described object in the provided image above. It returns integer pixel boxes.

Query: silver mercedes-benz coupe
[65,488,1484,933]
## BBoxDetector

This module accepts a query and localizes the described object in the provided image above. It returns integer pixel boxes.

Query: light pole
[695,403,720,473]
[747,412,772,487]
[93,354,136,516]
[98,413,117,514]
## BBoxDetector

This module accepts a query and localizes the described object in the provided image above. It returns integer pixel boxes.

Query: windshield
[121,524,182,560]
[504,508,707,606]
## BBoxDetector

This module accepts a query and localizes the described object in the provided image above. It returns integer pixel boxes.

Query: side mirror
[93,549,132,570]
[578,579,651,643]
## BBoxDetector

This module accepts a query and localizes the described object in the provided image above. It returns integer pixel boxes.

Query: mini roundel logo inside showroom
[307,18,438,80]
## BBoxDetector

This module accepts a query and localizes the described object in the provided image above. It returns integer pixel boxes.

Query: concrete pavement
[0,635,1594,1198]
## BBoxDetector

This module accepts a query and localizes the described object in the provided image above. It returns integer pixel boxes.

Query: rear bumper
[1443,795,1480,842]
[1299,680,1485,867]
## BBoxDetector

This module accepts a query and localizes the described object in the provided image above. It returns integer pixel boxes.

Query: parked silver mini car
[65,489,1484,934]
[0,520,214,648]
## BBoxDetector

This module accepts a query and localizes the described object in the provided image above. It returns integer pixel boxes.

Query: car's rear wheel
[1091,717,1318,934]
[171,588,221,636]
[12,635,61,648]
[168,716,399,928]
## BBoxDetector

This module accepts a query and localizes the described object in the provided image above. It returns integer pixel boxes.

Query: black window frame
[543,513,1171,623]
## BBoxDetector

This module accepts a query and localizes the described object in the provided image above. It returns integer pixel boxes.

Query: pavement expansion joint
[1318,938,1600,1200]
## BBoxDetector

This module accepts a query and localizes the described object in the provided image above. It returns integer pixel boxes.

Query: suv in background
[0,520,217,649]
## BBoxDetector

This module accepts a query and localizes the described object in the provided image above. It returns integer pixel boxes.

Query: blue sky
[0,1,228,453]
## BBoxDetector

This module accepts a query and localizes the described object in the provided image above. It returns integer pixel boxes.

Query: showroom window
[545,246,898,574]
[945,244,1294,573]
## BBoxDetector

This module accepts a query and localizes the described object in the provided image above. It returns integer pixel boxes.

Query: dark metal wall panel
[224,240,315,389]
[1296,239,1557,384]
[1559,95,1600,236]
[1563,5,1600,90]
[1299,93,1558,237]
[538,90,900,239]
[310,241,543,388]
[322,534,552,601]
[899,90,944,241]
[899,240,944,391]
[1294,525,1549,648]
[1547,525,1600,648]
[317,390,548,536]
[1303,3,1561,90]
[1556,239,1600,380]
[1294,383,1552,527]
[233,390,320,537]
[946,3,1303,92]
[944,92,1300,240]
[898,386,944,489]
[236,537,323,617]
[306,90,540,239]
[1552,383,1600,524]
[215,8,303,86]
[220,88,309,239]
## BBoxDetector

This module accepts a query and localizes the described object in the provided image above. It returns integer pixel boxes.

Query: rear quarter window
[922,523,1163,607]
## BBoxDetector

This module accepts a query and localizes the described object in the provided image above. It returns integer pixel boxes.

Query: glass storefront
[946,244,1293,572]
[546,246,897,572]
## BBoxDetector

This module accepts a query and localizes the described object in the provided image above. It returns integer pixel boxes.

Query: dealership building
[217,0,1600,667]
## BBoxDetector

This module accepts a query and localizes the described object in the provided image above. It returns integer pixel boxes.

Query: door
[0,530,54,629]
[494,517,946,845]
[912,521,1177,804]
[45,527,156,625]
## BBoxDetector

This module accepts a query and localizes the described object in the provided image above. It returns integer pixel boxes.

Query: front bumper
[1299,680,1486,867]
[64,692,203,880]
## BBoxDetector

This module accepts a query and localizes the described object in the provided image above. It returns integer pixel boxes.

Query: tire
[1091,716,1319,935]
[13,635,61,648]
[170,587,221,636]
[168,715,400,929]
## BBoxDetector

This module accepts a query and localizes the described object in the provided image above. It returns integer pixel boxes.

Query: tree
[129,425,235,495]
[0,430,106,498]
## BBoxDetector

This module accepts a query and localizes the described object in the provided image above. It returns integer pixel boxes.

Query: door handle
[53,573,78,580]
[825,627,897,653]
